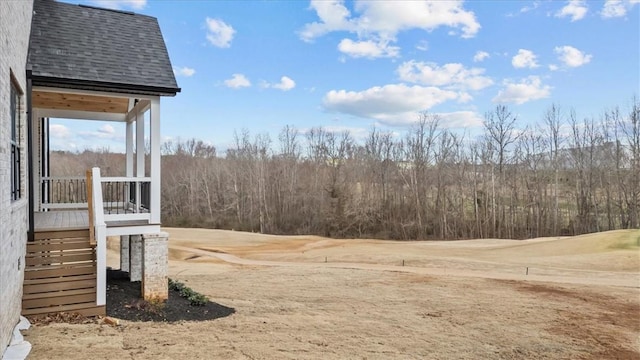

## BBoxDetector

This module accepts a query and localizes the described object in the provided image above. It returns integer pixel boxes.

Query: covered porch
[31,87,163,235]
[24,87,168,317]
[24,0,180,317]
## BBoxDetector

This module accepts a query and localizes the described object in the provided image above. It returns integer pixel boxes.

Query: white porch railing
[101,176,151,222]
[40,175,152,221]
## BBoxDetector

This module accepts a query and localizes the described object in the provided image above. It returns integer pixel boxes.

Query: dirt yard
[24,229,640,359]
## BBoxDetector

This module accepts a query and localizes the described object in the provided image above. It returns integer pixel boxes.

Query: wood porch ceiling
[32,91,129,114]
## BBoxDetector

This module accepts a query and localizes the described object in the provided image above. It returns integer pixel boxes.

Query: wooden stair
[22,228,105,316]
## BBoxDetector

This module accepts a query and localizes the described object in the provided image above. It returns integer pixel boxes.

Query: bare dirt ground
[24,229,640,359]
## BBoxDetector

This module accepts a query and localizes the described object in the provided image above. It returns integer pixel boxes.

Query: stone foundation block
[142,232,168,301]
[129,235,142,282]
[120,235,130,273]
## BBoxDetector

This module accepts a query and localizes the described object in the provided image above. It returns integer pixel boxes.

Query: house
[1,0,180,355]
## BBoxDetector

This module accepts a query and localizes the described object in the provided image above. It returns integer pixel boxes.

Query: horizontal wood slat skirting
[23,229,105,317]
[34,229,90,240]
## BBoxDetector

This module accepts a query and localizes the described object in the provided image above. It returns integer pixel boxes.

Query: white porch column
[126,120,134,177]
[142,232,168,300]
[129,234,142,282]
[120,235,130,272]
[136,111,145,177]
[31,110,41,211]
[149,97,161,224]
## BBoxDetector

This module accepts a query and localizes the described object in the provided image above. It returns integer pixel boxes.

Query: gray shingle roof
[28,0,180,96]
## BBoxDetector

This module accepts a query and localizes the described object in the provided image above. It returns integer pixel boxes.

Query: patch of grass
[168,278,209,306]
[607,233,640,250]
[146,297,167,313]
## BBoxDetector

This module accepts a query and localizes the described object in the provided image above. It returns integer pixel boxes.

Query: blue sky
[52,0,640,153]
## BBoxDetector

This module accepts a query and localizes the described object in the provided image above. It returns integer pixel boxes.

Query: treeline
[51,101,640,240]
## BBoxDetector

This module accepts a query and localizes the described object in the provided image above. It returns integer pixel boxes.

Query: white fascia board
[105,225,161,237]
[35,108,126,122]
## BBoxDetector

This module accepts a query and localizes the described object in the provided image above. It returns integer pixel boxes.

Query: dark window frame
[10,76,23,201]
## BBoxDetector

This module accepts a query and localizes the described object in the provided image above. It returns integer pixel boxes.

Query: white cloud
[299,0,354,41]
[205,18,235,48]
[519,1,540,14]
[601,0,639,18]
[261,76,296,91]
[555,0,588,21]
[271,76,296,91]
[554,45,592,67]
[300,1,480,59]
[416,40,429,51]
[338,39,400,59]
[549,64,559,71]
[90,0,146,10]
[98,124,115,135]
[397,61,493,91]
[49,124,71,139]
[457,92,473,103]
[355,1,480,39]
[322,84,459,123]
[493,76,551,104]
[506,1,540,17]
[437,111,484,128]
[473,51,490,62]
[78,124,122,141]
[224,74,251,89]
[173,66,196,77]
[512,49,539,69]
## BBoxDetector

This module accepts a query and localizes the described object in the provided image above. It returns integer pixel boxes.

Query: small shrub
[168,278,209,306]
[169,278,186,292]
[188,293,208,306]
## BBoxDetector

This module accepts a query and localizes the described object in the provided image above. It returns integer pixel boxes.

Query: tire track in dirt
[497,280,640,360]
[169,245,640,288]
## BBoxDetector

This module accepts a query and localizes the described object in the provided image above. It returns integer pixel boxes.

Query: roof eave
[29,75,181,97]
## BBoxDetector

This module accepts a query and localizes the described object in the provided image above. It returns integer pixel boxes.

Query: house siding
[0,0,33,355]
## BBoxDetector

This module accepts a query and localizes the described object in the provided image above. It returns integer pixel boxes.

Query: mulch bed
[106,269,235,322]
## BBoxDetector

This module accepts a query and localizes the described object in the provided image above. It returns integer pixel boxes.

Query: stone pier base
[129,235,142,282]
[120,235,130,272]
[142,232,168,301]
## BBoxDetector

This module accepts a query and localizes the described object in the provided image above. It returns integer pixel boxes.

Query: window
[10,79,22,201]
